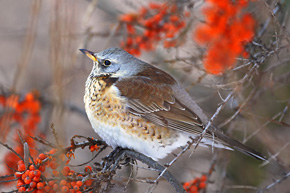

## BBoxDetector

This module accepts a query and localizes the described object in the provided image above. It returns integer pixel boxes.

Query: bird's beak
[79,49,98,62]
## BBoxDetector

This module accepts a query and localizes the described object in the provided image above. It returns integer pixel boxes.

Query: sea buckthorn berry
[84,166,92,172]
[29,164,35,170]
[38,153,46,160]
[29,170,35,179]
[17,181,24,188]
[15,172,22,178]
[33,176,41,182]
[190,185,198,192]
[70,181,76,187]
[60,180,67,186]
[61,186,69,193]
[85,179,93,186]
[30,181,37,188]
[199,181,206,189]
[49,161,58,170]
[53,170,59,176]
[73,185,79,191]
[49,149,57,154]
[48,180,55,187]
[18,160,24,165]
[39,165,46,172]
[201,175,207,182]
[24,176,32,184]
[53,184,59,191]
[18,187,26,192]
[37,182,44,189]
[76,181,83,187]
[18,164,26,172]
[44,185,50,192]
[34,170,41,177]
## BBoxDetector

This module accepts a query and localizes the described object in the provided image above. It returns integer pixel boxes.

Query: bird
[80,47,265,161]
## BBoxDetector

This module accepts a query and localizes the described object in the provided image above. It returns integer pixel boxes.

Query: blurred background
[0,0,290,192]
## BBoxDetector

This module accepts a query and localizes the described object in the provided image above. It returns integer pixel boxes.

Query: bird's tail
[212,128,267,161]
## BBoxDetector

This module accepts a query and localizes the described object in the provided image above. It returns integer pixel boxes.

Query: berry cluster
[15,149,95,193]
[120,2,190,56]
[194,0,256,74]
[183,174,207,193]
[89,144,100,152]
[0,92,41,175]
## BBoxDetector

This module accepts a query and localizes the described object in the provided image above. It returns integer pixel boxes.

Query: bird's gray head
[80,48,146,78]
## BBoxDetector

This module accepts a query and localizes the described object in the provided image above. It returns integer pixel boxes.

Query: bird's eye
[103,60,111,66]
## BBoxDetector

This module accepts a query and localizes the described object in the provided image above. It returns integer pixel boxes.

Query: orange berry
[119,14,136,23]
[140,7,148,17]
[183,181,190,188]
[63,166,70,172]
[48,180,55,186]
[126,37,134,46]
[73,185,80,191]
[30,181,37,188]
[33,176,41,182]
[84,166,92,172]
[36,190,44,193]
[85,179,93,186]
[25,93,34,101]
[18,187,26,192]
[21,174,27,181]
[53,184,59,191]
[29,164,35,170]
[29,171,35,179]
[53,170,59,176]
[76,181,83,187]
[70,181,76,186]
[190,185,198,192]
[18,160,24,165]
[49,162,58,170]
[49,149,57,154]
[34,170,41,177]
[60,180,67,186]
[24,176,32,184]
[126,24,135,34]
[37,182,44,189]
[39,165,46,172]
[149,2,161,9]
[38,153,46,160]
[61,186,69,193]
[14,172,22,178]
[94,144,99,150]
[201,175,207,182]
[18,164,26,172]
[199,182,206,189]
[170,15,180,22]
[44,185,50,191]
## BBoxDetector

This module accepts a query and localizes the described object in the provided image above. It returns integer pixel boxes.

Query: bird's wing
[114,69,214,139]
[114,71,266,161]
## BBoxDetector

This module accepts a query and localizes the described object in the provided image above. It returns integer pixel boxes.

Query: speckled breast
[84,76,176,146]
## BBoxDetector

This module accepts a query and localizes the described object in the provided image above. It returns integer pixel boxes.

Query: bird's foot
[101,147,133,172]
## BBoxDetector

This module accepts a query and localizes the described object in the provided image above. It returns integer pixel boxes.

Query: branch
[258,171,290,193]
[123,150,186,193]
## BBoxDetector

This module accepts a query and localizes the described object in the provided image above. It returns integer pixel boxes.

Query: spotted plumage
[81,48,265,161]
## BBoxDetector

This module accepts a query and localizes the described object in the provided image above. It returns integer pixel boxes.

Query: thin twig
[258,171,290,193]
[0,141,23,161]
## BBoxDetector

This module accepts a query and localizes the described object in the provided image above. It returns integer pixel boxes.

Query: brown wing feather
[114,66,266,160]
[115,74,206,135]
[114,74,266,160]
